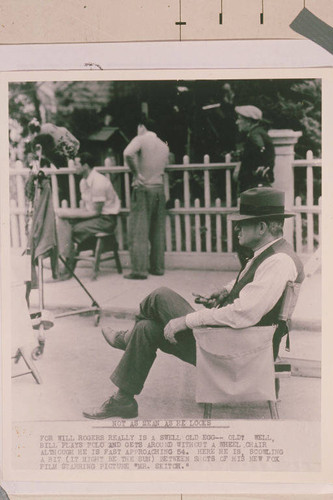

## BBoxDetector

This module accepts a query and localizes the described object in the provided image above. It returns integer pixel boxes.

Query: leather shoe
[83,396,138,419]
[101,327,128,350]
[53,270,72,281]
[149,269,164,276]
[124,273,147,280]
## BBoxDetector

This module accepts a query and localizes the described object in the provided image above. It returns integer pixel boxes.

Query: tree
[231,78,321,158]
[9,78,321,165]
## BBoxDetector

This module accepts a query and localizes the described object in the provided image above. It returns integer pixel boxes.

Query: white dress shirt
[80,168,120,215]
[185,238,298,330]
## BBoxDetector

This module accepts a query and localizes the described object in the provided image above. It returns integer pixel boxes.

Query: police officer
[233,105,275,267]
[235,105,275,193]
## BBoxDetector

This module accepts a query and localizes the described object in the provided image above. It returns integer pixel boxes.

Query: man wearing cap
[235,105,275,193]
[83,187,304,419]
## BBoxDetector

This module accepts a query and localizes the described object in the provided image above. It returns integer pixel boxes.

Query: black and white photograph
[3,71,324,478]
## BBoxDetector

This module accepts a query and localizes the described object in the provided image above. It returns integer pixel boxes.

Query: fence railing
[9,152,321,256]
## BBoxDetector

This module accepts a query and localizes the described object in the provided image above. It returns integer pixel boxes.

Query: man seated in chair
[57,152,120,279]
[83,187,304,419]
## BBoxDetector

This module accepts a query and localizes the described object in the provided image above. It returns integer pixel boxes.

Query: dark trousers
[58,214,117,265]
[111,287,196,395]
[73,215,117,245]
[128,185,166,276]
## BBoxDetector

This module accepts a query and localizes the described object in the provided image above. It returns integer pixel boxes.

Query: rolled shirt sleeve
[185,253,297,330]
[79,178,89,205]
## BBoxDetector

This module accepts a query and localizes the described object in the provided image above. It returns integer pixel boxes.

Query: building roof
[88,127,128,143]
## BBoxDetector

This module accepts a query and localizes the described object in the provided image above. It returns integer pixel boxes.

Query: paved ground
[11,252,321,422]
[26,256,321,330]
[26,256,321,360]
[12,315,320,422]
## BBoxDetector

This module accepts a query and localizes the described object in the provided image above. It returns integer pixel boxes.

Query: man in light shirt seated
[83,187,304,419]
[57,152,120,279]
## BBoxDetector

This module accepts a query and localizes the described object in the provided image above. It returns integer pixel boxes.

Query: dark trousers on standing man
[111,287,196,395]
[128,185,166,276]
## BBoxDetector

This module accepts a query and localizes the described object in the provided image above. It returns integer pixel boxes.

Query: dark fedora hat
[230,187,295,221]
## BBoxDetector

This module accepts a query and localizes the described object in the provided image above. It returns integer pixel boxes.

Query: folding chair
[12,347,42,384]
[193,280,302,420]
[11,277,44,383]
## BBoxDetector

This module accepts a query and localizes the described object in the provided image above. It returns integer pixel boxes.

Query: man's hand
[93,201,104,215]
[193,293,215,308]
[193,288,229,308]
[208,288,229,307]
[254,166,271,180]
[125,154,144,187]
[132,173,145,187]
[164,316,187,344]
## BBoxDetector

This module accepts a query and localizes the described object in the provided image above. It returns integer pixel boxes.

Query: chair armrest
[278,281,301,322]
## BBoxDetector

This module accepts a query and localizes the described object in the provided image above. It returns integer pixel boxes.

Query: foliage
[8,78,321,165]
[232,79,321,158]
[53,81,109,138]
[9,83,40,161]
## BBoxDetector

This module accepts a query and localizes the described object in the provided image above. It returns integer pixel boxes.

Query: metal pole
[58,255,100,308]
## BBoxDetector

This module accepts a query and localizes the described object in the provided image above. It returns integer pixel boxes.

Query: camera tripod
[24,147,101,361]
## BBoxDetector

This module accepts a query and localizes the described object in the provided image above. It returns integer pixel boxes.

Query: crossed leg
[111,287,196,395]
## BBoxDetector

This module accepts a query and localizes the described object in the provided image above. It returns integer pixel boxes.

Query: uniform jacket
[239,125,275,192]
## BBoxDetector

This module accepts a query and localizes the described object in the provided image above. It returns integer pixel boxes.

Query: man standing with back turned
[83,187,304,419]
[123,116,169,280]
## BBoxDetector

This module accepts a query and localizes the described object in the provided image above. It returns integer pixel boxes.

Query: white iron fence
[9,152,321,257]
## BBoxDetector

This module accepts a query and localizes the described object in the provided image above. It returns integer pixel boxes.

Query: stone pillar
[268,129,302,244]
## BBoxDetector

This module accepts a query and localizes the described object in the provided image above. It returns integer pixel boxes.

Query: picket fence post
[269,129,302,243]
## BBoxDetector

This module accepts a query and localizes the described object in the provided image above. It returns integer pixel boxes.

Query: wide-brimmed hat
[230,187,295,222]
[235,105,262,121]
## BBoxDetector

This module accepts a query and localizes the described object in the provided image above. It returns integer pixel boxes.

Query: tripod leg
[32,324,45,359]
[38,257,45,310]
[36,257,46,357]
[275,377,280,400]
[25,281,32,308]
[59,255,101,308]
[268,400,279,419]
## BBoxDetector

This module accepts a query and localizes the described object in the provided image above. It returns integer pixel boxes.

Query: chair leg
[114,248,122,274]
[93,237,103,280]
[268,400,279,419]
[203,403,212,419]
